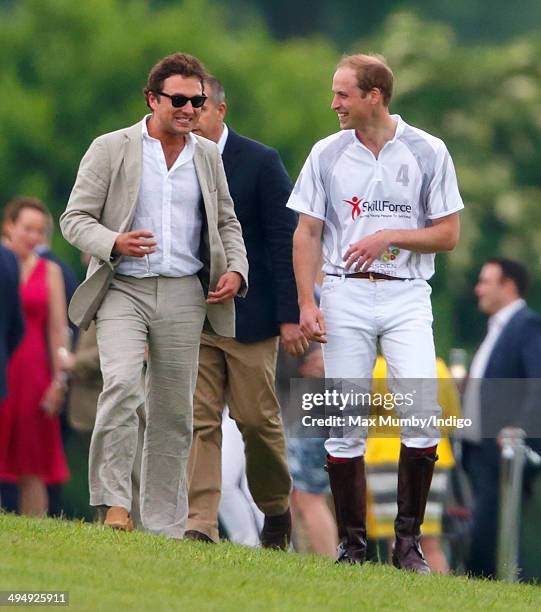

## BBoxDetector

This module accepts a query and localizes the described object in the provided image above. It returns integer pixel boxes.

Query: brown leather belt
[327,272,408,281]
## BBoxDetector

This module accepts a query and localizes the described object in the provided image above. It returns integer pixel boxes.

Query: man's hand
[299,303,327,344]
[280,323,309,356]
[343,230,391,272]
[207,271,243,304]
[113,231,157,257]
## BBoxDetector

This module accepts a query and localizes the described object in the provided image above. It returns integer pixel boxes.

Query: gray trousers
[90,274,206,539]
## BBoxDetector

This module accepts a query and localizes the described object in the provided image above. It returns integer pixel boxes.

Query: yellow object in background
[365,356,461,539]
[365,356,460,468]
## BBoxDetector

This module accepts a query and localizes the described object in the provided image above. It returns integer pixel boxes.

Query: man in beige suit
[60,52,248,539]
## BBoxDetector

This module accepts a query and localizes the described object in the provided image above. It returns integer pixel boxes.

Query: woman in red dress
[0,197,70,515]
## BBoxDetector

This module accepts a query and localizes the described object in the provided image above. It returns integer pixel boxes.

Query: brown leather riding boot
[326,455,367,565]
[392,444,438,575]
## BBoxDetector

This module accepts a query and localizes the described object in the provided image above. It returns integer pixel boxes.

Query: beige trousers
[90,274,206,539]
[187,334,292,542]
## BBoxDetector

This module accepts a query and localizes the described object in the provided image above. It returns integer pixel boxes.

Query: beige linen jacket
[60,122,248,335]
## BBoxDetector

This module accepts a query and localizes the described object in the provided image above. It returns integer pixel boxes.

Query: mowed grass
[1,514,540,611]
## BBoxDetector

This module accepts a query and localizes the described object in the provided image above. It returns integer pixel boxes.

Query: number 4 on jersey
[396,164,409,186]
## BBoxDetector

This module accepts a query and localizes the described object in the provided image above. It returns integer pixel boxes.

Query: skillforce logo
[344,196,363,220]
[343,196,412,220]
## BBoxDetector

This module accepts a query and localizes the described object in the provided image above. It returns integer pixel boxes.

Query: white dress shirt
[117,116,203,278]
[217,123,229,155]
[462,298,526,441]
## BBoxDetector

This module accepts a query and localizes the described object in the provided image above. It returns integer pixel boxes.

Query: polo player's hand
[299,303,327,344]
[343,230,391,272]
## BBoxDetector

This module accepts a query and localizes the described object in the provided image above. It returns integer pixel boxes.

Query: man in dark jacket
[186,76,306,547]
[462,257,541,577]
[0,243,24,401]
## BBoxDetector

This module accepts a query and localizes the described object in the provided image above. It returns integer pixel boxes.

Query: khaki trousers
[90,274,206,539]
[187,334,292,542]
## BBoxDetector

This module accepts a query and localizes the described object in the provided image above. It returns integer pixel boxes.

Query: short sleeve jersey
[287,115,464,279]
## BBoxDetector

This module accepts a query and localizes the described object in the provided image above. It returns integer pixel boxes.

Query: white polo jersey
[287,115,464,279]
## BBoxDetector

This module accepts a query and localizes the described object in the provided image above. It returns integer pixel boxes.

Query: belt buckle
[368,272,377,282]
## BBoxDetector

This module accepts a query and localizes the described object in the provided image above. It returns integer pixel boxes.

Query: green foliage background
[2,0,541,358]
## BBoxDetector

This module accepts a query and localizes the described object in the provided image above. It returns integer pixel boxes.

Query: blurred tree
[204,0,541,47]
[0,0,337,258]
[413,0,541,44]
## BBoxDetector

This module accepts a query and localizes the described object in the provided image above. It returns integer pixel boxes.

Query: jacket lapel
[193,140,213,222]
[222,129,242,178]
[121,123,143,232]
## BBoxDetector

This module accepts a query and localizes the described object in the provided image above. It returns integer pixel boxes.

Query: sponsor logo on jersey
[343,197,412,219]
[343,196,363,220]
[380,247,400,262]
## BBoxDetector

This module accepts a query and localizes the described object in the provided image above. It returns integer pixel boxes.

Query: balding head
[204,76,226,105]
[192,75,227,143]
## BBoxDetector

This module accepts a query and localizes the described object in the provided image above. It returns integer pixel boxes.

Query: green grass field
[1,514,540,611]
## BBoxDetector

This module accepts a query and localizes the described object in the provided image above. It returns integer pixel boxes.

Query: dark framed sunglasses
[153,91,207,108]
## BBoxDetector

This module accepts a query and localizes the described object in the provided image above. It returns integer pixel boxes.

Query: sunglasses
[153,91,207,108]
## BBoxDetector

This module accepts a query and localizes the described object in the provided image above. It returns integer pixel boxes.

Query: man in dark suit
[0,244,24,401]
[187,76,307,547]
[462,257,541,577]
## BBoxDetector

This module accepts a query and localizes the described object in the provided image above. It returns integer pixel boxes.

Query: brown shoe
[261,509,291,550]
[326,455,367,565]
[184,530,215,543]
[392,444,438,575]
[103,506,134,531]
